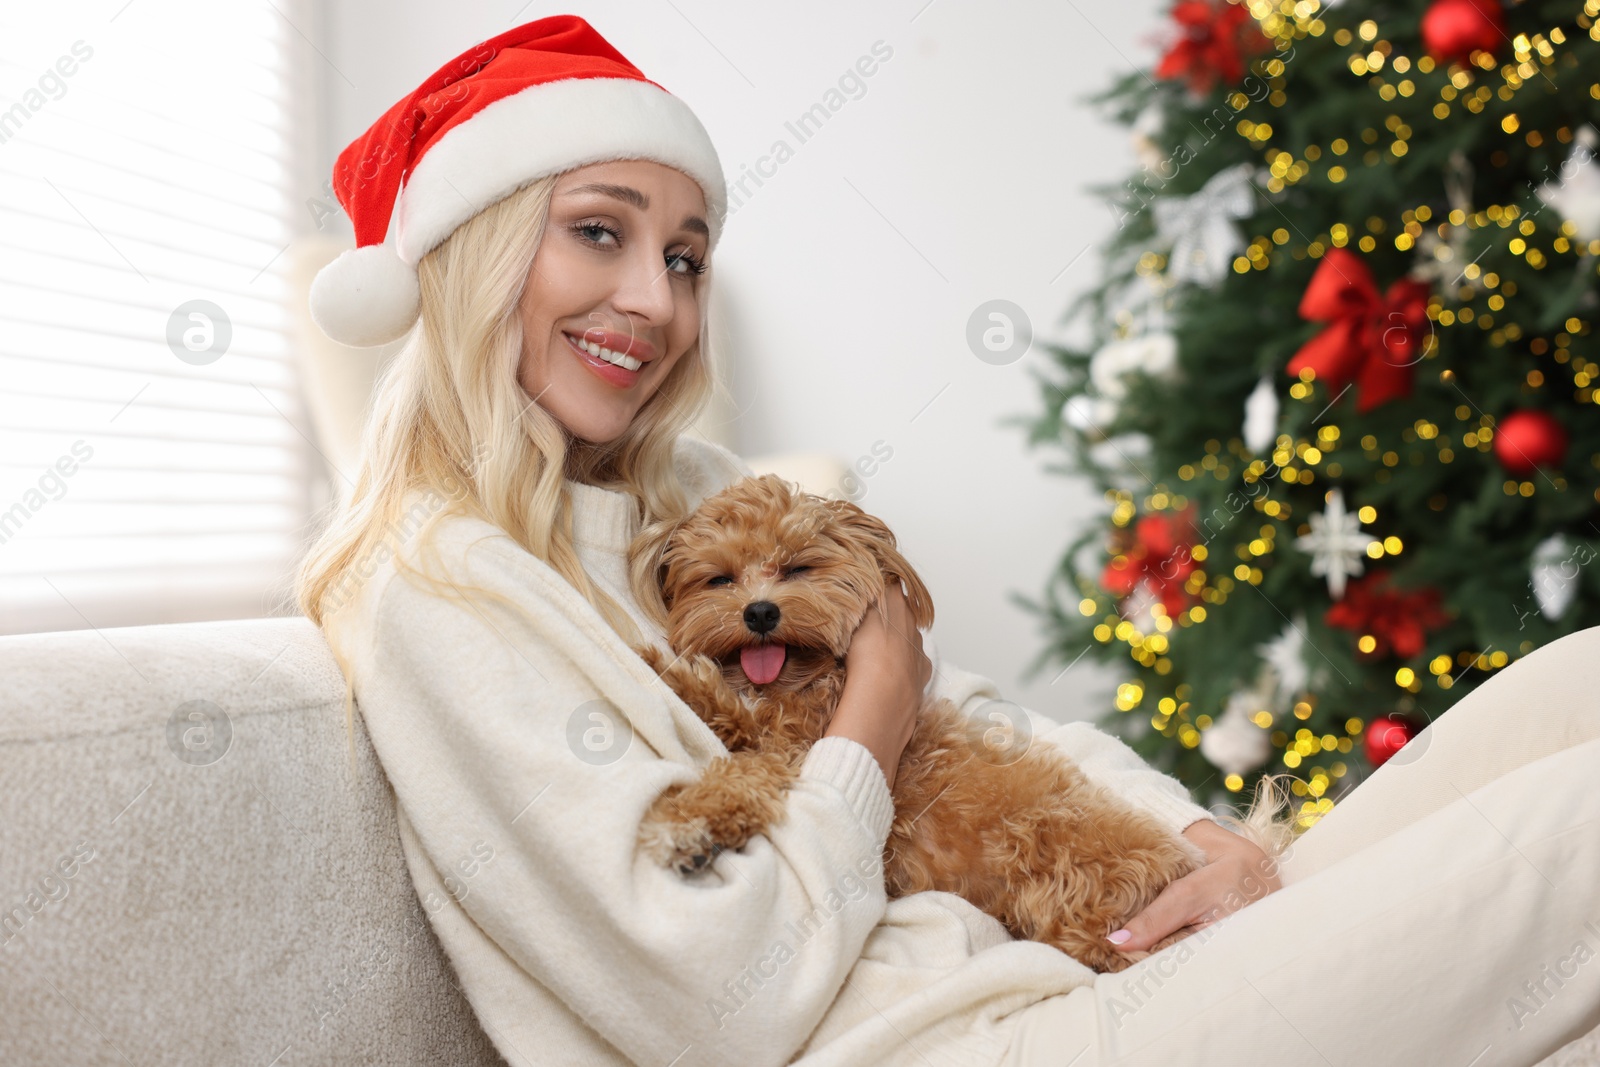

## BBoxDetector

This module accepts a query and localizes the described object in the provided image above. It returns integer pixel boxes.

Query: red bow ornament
[1102,509,1197,618]
[1155,1,1272,95]
[1285,248,1433,413]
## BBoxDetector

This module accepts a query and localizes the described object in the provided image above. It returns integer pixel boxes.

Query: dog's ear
[658,521,687,602]
[656,557,674,604]
[826,499,935,630]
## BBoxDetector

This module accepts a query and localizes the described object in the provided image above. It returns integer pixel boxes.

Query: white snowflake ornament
[1259,622,1309,699]
[1411,151,1474,286]
[1295,489,1375,600]
[1411,226,1472,286]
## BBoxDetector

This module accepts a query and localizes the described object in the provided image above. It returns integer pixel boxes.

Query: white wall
[312,0,1166,724]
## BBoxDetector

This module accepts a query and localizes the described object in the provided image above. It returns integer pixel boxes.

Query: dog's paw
[633,644,669,675]
[638,812,727,875]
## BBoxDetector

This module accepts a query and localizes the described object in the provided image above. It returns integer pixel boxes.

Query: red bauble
[1493,410,1568,477]
[1421,0,1505,65]
[1364,714,1418,768]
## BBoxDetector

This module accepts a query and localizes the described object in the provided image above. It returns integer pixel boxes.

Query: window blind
[0,1,312,635]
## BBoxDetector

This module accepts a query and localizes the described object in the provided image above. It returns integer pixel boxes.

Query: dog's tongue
[740,643,787,685]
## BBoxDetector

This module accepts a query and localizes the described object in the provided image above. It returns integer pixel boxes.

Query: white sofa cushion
[0,615,503,1064]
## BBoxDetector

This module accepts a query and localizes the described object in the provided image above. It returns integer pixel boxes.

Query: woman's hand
[1107,818,1283,955]
[823,580,931,790]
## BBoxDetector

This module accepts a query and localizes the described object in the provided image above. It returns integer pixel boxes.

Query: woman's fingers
[880,579,914,631]
[1109,848,1280,955]
[1107,874,1202,954]
[874,581,930,684]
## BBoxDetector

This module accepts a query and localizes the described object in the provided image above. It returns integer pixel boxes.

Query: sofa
[0,615,503,1065]
[7,613,1600,1065]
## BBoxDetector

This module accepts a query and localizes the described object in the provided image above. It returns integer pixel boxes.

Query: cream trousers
[1000,625,1600,1067]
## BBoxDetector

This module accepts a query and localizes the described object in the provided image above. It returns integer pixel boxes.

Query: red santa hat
[309,14,727,348]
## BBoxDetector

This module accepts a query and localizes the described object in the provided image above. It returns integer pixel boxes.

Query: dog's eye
[782,566,812,579]
[707,575,734,587]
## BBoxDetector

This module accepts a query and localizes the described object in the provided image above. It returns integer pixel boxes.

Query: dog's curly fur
[634,474,1295,974]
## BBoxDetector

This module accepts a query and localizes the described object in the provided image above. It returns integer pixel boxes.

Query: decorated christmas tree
[1019,0,1600,828]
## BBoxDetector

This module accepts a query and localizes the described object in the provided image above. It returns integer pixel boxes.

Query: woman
[296,15,1600,1067]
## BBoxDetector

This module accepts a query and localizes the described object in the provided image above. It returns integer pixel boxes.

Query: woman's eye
[666,249,707,276]
[574,221,620,247]
[782,566,812,579]
[707,575,734,587]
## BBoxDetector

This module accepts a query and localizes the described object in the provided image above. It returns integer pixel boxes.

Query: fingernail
[1106,929,1132,945]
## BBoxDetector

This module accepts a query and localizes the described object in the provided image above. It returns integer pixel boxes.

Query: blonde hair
[293,173,720,739]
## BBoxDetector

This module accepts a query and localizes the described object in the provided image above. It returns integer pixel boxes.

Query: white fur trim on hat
[308,243,421,348]
[394,77,728,264]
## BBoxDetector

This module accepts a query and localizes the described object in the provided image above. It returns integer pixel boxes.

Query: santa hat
[309,15,727,348]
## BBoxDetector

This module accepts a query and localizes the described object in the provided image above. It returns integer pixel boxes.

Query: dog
[633,474,1292,973]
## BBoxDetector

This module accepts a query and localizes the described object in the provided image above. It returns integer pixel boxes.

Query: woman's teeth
[571,334,642,372]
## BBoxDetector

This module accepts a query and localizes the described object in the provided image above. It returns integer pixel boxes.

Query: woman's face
[517,159,711,446]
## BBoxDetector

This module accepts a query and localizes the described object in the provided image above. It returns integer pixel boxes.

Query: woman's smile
[561,328,657,388]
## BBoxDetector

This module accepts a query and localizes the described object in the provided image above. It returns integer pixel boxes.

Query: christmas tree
[1018,0,1600,828]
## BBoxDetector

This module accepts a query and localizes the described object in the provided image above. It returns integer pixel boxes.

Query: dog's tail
[1208,772,1303,861]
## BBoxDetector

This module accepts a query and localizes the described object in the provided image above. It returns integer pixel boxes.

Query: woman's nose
[609,249,677,327]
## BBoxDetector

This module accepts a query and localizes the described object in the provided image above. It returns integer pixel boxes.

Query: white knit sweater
[328,433,1217,1067]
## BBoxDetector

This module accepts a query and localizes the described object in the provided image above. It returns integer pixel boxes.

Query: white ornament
[1131,105,1166,174]
[1118,583,1162,633]
[1199,690,1274,777]
[1089,333,1178,401]
[1242,376,1280,454]
[1074,333,1179,434]
[1537,126,1600,244]
[1295,489,1374,600]
[1411,151,1474,286]
[1259,622,1309,700]
[1152,163,1257,287]
[1087,433,1154,474]
[1530,534,1578,619]
[1065,395,1120,435]
[1412,228,1470,285]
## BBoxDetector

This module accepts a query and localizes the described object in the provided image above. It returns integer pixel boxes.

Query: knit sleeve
[346,526,895,1067]
[921,630,1217,839]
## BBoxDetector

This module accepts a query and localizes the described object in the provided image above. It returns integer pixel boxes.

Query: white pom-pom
[308,244,420,348]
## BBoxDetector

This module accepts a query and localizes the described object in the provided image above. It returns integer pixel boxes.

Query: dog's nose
[743,600,780,635]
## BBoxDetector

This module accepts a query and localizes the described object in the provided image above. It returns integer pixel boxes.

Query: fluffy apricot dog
[634,474,1290,973]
